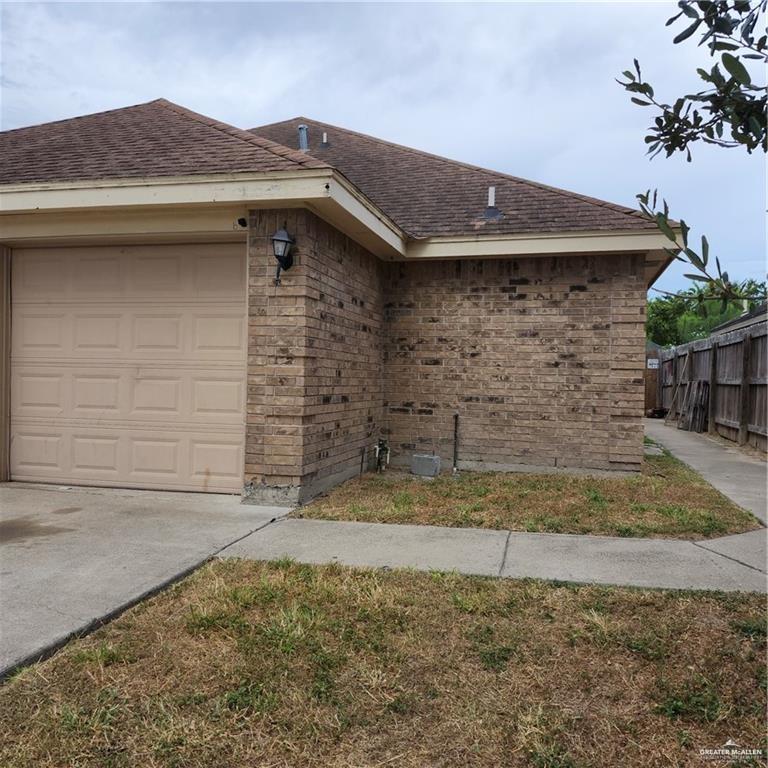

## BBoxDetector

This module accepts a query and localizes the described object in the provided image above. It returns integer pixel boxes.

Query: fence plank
[739,333,752,445]
[708,340,718,434]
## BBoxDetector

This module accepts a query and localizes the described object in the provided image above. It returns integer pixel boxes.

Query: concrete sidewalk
[223,423,767,593]
[644,419,767,523]
[0,483,287,678]
[222,518,766,593]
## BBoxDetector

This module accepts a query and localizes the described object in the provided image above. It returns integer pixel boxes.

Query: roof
[0,99,328,186]
[711,303,767,335]
[251,117,658,239]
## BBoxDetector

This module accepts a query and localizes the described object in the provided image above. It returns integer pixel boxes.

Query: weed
[516,705,577,768]
[655,675,721,722]
[309,646,341,702]
[619,630,669,661]
[731,618,767,642]
[74,642,134,666]
[227,580,280,609]
[59,688,124,734]
[221,680,278,714]
[185,607,247,635]
[585,487,608,510]
[259,604,317,654]
[385,693,414,715]
[451,591,479,614]
[469,624,516,671]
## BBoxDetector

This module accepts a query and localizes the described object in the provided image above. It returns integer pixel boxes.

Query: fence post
[738,333,752,445]
[672,351,679,419]
[708,340,718,435]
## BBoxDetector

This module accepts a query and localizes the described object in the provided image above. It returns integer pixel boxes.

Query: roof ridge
[253,116,647,223]
[0,98,167,135]
[153,100,329,170]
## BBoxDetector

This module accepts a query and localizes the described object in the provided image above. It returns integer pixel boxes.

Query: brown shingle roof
[0,99,328,185]
[252,117,657,239]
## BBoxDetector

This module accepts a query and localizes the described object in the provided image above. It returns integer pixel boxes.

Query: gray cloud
[1,1,763,292]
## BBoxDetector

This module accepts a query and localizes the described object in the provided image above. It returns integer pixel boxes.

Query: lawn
[296,453,761,539]
[1,560,765,767]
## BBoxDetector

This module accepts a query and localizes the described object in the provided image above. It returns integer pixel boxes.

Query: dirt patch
[0,560,764,767]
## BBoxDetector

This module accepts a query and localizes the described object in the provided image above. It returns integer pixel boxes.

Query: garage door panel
[74,314,122,351]
[13,251,68,297]
[131,439,180,477]
[11,244,246,493]
[192,377,244,418]
[73,255,122,293]
[131,376,182,416]
[196,252,245,296]
[14,312,67,354]
[11,426,243,492]
[132,314,183,353]
[13,371,66,415]
[191,440,244,484]
[12,432,64,472]
[72,435,120,473]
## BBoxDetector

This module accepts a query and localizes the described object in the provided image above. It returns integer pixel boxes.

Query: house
[711,303,767,336]
[0,99,672,503]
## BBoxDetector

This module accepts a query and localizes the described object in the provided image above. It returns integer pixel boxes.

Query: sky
[1,1,764,294]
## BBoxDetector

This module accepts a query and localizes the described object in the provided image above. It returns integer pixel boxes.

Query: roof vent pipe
[484,185,502,220]
[298,124,309,151]
[321,131,329,147]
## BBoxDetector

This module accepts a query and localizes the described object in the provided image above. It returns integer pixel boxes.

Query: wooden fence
[659,323,767,452]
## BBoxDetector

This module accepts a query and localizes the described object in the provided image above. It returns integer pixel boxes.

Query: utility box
[411,454,441,477]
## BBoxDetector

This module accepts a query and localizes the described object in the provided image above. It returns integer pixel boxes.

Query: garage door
[10,243,246,493]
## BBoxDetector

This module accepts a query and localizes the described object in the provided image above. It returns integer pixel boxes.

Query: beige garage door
[10,243,246,493]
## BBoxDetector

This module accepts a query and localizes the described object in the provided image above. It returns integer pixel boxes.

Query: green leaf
[622,70,635,80]
[684,248,705,271]
[701,235,709,267]
[655,214,677,241]
[680,220,690,247]
[680,3,699,19]
[684,274,710,282]
[721,53,751,85]
[631,97,651,106]
[673,19,701,44]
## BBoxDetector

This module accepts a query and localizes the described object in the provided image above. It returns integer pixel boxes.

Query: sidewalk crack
[497,530,512,577]
[213,514,287,558]
[691,540,767,575]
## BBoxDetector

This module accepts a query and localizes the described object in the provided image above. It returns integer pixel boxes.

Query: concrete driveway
[0,483,287,678]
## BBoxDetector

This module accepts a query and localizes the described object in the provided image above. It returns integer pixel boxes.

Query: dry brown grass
[296,454,761,539]
[1,560,765,767]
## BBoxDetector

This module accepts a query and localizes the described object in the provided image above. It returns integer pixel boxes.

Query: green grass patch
[296,454,760,539]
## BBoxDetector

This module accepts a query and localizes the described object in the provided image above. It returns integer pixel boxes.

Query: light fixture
[271,225,295,285]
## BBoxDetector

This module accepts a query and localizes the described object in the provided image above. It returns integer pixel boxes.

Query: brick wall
[245,208,385,504]
[246,211,646,503]
[382,253,646,472]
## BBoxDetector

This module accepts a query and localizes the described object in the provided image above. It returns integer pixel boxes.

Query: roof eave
[0,169,408,259]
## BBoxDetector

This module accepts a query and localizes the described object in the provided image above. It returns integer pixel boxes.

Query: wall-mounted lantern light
[271,225,295,285]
